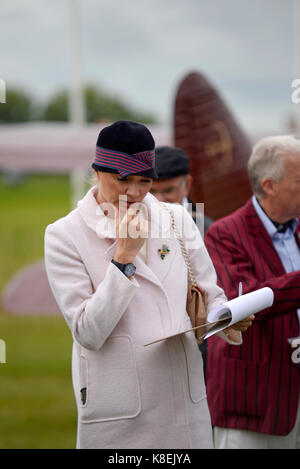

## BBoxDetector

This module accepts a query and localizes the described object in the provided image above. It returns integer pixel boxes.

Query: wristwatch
[111,259,136,278]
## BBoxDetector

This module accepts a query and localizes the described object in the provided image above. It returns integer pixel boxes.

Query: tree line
[0,85,157,124]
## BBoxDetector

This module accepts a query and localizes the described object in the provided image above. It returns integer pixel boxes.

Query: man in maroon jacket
[205,135,300,448]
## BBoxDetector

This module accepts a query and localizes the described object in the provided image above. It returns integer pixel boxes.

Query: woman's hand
[113,203,149,264]
[223,314,254,342]
[229,314,255,332]
[222,314,254,343]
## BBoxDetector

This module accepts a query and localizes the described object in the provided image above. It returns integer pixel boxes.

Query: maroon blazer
[205,198,300,436]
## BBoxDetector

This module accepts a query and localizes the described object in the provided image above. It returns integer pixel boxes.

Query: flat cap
[155,146,189,179]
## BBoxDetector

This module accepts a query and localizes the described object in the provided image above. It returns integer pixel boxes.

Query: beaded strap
[163,203,197,287]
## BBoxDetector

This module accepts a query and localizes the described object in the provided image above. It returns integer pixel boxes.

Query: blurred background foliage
[0,85,157,125]
[0,89,33,123]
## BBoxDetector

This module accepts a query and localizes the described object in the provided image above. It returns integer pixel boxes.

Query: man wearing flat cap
[151,146,213,235]
[151,146,214,377]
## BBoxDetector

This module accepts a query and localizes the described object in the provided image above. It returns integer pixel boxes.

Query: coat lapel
[144,197,178,284]
[245,199,285,276]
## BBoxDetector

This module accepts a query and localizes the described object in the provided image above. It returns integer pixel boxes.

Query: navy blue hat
[155,146,189,179]
[92,120,158,179]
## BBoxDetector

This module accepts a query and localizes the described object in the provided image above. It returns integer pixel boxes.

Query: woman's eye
[117,178,128,182]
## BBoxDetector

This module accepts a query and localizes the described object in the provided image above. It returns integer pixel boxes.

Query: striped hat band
[94,146,155,178]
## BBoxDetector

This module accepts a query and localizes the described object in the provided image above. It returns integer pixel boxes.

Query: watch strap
[111,259,125,271]
[111,259,136,277]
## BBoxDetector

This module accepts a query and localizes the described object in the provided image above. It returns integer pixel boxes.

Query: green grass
[0,173,78,448]
[0,173,72,293]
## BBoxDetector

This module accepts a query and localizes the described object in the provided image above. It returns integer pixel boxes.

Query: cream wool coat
[44,185,232,449]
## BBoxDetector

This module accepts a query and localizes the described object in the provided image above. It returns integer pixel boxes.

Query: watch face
[124,263,136,277]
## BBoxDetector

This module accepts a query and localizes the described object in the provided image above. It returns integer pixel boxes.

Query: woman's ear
[90,170,100,187]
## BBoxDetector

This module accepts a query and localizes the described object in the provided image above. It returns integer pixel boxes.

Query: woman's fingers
[116,208,137,237]
[229,314,255,332]
[127,213,148,238]
[115,206,148,240]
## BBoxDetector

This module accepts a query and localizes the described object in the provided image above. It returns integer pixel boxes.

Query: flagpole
[68,0,86,125]
[68,0,87,208]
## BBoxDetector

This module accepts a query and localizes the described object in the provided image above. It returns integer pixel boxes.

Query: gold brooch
[158,244,170,260]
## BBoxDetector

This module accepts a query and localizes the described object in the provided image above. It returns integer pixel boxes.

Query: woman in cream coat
[44,121,249,449]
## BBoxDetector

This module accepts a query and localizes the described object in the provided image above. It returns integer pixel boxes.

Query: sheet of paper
[213,286,274,325]
[202,286,274,339]
[144,286,274,346]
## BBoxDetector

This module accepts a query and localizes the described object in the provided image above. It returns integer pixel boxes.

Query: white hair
[247,135,300,198]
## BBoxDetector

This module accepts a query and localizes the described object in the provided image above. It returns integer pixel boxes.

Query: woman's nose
[126,184,140,199]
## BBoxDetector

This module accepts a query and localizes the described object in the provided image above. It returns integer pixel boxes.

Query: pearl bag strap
[162,203,197,287]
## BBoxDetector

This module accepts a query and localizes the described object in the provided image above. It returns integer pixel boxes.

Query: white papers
[144,287,274,346]
[204,286,274,339]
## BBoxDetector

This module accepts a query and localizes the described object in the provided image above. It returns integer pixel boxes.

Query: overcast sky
[0,0,299,136]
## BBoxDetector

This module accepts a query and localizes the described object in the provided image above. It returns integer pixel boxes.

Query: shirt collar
[252,195,299,238]
[182,197,189,210]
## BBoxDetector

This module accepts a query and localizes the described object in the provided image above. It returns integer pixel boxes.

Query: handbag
[163,204,207,344]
